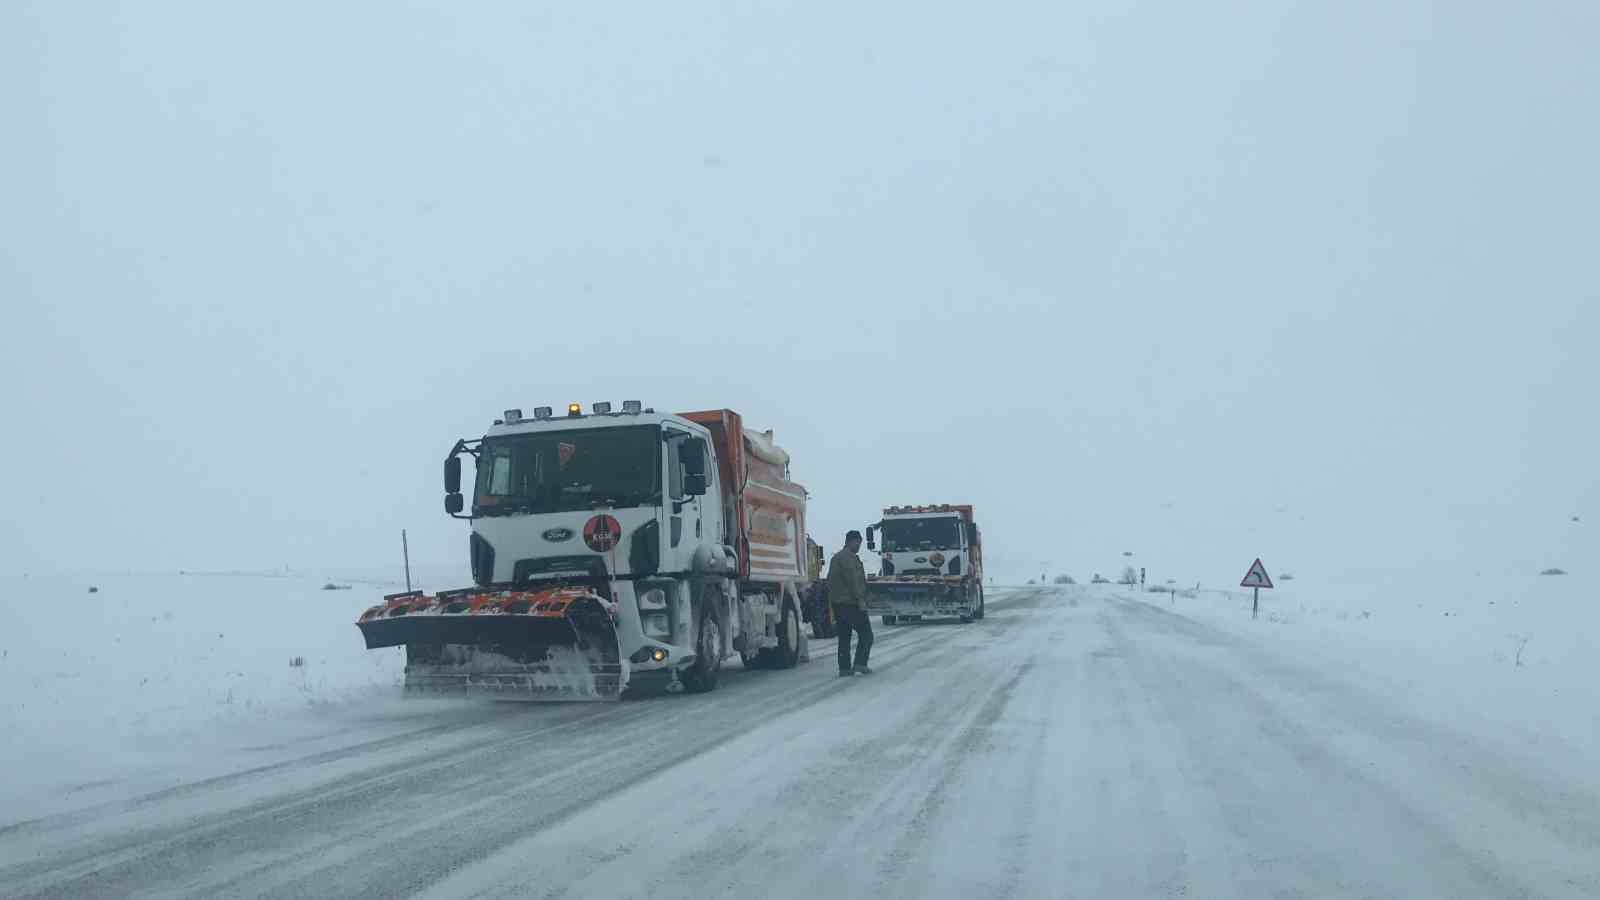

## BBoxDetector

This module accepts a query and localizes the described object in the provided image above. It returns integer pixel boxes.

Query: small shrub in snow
[322,583,352,591]
[1280,573,1295,581]
[1091,574,1110,584]
[1118,566,1138,585]
[1053,575,1076,585]
[1026,579,1035,585]
[1539,568,1567,576]
[88,586,99,594]
[289,656,306,668]
[1509,634,1532,667]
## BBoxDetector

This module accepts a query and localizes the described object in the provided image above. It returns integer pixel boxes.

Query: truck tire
[680,598,723,693]
[758,602,802,669]
[811,610,834,640]
[974,584,985,620]
[882,615,897,626]
[807,586,836,639]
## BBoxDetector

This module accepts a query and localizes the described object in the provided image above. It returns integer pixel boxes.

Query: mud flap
[357,589,627,701]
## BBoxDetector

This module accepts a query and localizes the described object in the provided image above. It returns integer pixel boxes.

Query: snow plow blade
[864,577,972,619]
[357,587,626,701]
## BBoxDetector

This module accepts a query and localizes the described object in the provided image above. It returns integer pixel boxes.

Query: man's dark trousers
[834,604,873,672]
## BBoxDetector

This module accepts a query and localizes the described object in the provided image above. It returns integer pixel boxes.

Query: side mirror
[685,472,708,496]
[444,456,462,494]
[682,438,707,476]
[445,493,464,515]
[865,527,876,551]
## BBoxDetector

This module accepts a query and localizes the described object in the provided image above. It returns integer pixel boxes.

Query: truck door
[666,430,701,550]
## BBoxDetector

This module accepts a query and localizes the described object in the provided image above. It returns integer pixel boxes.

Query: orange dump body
[680,409,808,583]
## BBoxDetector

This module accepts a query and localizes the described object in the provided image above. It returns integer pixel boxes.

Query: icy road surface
[3,587,1598,899]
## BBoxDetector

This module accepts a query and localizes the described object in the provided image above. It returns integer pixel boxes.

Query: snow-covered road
[3,586,1597,898]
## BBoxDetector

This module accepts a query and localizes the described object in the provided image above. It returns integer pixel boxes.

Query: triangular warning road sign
[1240,558,1273,589]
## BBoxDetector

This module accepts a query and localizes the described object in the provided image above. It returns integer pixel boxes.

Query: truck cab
[872,508,979,579]
[460,406,733,592]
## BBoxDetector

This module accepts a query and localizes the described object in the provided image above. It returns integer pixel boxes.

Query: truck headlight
[638,588,667,610]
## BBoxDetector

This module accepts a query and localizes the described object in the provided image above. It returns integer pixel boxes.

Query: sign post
[1239,558,1273,619]
[402,529,412,593]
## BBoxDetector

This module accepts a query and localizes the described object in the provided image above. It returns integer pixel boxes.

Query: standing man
[827,530,872,676]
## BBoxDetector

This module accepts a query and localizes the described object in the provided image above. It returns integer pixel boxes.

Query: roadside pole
[402,529,413,593]
[1252,587,1259,619]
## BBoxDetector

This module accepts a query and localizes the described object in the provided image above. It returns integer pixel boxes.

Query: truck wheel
[976,587,986,620]
[815,604,837,639]
[882,615,897,626]
[759,602,802,669]
[680,602,723,693]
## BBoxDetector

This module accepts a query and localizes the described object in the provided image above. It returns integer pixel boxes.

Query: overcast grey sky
[4,1,1595,585]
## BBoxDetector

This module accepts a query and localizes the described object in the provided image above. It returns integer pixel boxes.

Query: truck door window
[485,447,512,496]
[666,432,687,498]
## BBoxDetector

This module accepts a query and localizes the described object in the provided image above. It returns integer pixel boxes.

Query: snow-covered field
[0,572,429,821]
[1119,568,1600,786]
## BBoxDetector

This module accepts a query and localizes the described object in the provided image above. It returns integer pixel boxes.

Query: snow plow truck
[356,403,811,700]
[864,504,985,625]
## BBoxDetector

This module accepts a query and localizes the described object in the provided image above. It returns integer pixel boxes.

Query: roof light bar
[592,401,613,415]
[622,400,643,414]
[503,409,523,424]
[533,406,553,420]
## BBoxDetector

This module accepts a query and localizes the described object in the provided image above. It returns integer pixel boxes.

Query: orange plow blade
[357,587,626,701]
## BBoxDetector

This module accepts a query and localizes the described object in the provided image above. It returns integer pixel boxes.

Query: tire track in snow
[1110,591,1600,879]
[1102,591,1586,898]
[413,591,1059,900]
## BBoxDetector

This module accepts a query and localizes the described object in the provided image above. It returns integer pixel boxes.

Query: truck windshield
[474,426,661,516]
[880,517,962,552]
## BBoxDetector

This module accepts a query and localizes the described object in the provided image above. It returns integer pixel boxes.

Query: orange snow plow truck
[864,504,985,625]
[356,404,811,700]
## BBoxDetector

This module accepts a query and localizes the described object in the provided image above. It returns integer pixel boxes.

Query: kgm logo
[583,515,622,552]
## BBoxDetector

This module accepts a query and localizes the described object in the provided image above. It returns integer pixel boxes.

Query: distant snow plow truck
[864,504,985,625]
[356,403,810,700]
